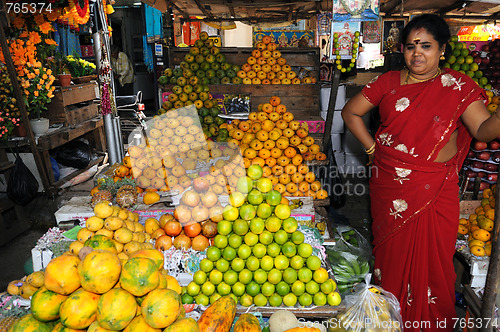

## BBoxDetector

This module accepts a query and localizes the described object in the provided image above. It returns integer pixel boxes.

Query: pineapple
[115,177,138,208]
[90,177,115,208]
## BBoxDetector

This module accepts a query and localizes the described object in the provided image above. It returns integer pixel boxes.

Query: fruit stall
[2,0,500,330]
[442,35,500,325]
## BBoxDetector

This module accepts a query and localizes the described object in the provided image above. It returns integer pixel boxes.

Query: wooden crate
[47,102,99,126]
[47,82,99,125]
[164,47,321,119]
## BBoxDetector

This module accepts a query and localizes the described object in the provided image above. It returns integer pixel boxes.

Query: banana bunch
[327,249,371,294]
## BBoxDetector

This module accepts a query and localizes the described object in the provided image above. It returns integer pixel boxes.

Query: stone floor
[0,179,93,291]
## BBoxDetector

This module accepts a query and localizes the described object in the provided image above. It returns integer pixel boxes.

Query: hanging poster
[331,21,361,59]
[254,30,315,48]
[332,0,379,22]
[362,20,381,43]
[317,13,332,35]
[382,18,407,53]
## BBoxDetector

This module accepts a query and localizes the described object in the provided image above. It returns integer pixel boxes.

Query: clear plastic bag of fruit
[328,274,403,332]
[326,226,373,294]
[333,225,372,260]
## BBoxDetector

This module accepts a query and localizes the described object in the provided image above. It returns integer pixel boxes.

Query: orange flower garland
[68,0,90,25]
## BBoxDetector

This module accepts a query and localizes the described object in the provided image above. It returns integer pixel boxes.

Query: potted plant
[65,53,97,84]
[21,61,56,135]
[49,52,71,87]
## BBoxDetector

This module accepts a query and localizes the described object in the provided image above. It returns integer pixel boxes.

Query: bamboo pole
[0,0,51,191]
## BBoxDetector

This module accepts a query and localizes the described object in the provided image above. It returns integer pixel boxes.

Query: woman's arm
[461,100,500,142]
[341,92,377,150]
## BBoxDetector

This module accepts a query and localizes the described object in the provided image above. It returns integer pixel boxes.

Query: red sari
[362,68,486,331]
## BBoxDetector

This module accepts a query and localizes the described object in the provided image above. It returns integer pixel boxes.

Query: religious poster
[332,0,379,22]
[331,21,361,59]
[362,20,381,43]
[382,18,407,53]
[253,30,315,48]
[317,13,332,35]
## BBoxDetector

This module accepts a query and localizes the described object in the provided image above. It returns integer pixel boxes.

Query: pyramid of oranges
[223,96,329,199]
[237,35,304,85]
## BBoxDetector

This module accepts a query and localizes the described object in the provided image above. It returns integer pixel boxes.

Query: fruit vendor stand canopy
[117,0,500,23]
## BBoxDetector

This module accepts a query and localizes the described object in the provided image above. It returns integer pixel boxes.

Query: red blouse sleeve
[361,71,396,106]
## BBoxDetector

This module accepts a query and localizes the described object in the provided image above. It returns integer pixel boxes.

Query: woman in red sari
[342,14,500,331]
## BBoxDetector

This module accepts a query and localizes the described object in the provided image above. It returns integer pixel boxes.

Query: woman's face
[404,28,443,76]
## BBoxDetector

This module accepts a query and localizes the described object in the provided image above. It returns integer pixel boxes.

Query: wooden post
[322,68,341,152]
[479,173,500,331]
[0,1,51,191]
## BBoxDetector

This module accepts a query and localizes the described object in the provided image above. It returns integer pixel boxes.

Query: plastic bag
[326,226,373,294]
[333,225,372,260]
[7,153,39,205]
[329,274,403,332]
[53,139,92,169]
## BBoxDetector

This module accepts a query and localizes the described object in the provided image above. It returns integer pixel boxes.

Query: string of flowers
[332,31,361,73]
[68,0,91,25]
[339,0,372,16]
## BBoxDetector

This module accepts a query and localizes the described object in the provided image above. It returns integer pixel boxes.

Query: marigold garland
[68,0,90,25]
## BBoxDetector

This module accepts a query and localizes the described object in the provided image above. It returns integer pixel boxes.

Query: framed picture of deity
[381,18,407,54]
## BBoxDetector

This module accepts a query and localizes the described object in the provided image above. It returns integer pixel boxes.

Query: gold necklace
[405,68,441,84]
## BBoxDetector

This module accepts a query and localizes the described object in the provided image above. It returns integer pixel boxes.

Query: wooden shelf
[36,117,104,151]
[52,153,106,189]
[163,46,321,118]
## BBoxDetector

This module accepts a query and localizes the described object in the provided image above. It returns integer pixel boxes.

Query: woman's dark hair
[402,14,451,63]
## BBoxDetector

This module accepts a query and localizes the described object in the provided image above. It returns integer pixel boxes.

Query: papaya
[30,286,68,322]
[87,320,115,331]
[130,249,164,270]
[141,288,182,329]
[59,288,100,329]
[8,314,56,332]
[120,257,160,297]
[164,317,199,332]
[123,315,161,332]
[96,288,137,330]
[44,254,81,295]
[78,249,122,294]
[52,322,84,331]
[234,313,261,332]
[284,328,321,332]
[84,234,118,254]
[197,295,236,332]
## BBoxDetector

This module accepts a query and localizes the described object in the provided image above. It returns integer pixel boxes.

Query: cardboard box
[320,85,346,111]
[32,248,54,272]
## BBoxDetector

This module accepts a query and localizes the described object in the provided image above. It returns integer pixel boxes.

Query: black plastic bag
[54,140,92,169]
[7,153,39,205]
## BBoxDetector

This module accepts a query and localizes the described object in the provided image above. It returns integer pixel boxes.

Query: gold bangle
[365,142,376,154]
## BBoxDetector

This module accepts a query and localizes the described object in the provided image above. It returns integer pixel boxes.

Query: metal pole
[103,114,118,164]
[113,116,124,160]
